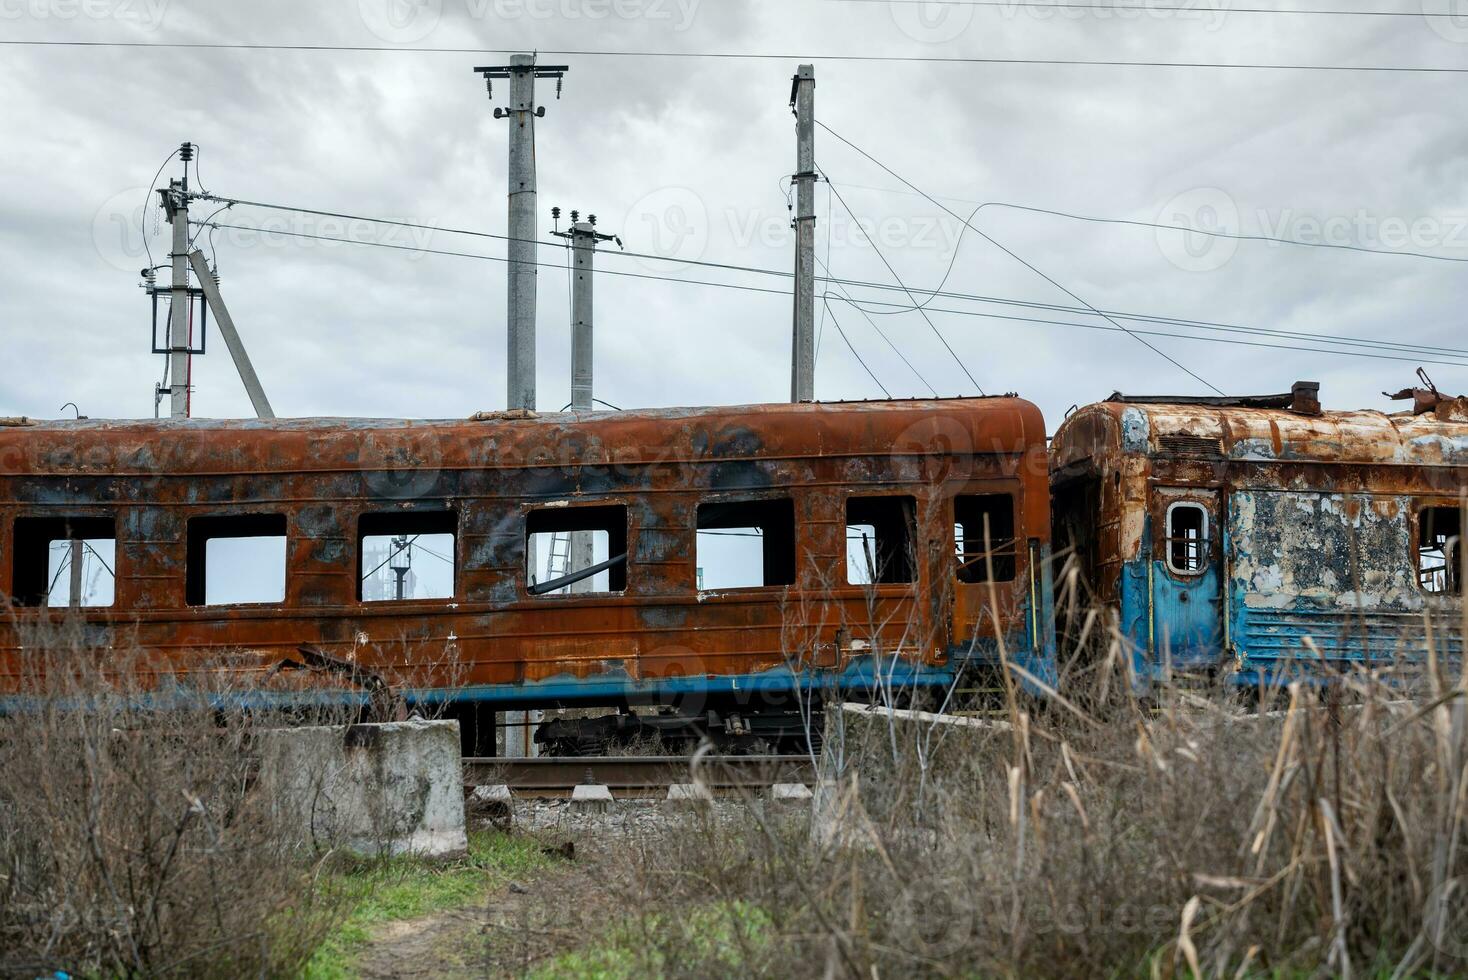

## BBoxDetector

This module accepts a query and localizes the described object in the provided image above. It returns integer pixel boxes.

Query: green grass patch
[527,900,772,979]
[302,831,552,980]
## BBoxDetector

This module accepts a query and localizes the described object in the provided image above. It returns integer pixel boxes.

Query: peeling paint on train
[1052,384,1467,686]
[0,398,1057,704]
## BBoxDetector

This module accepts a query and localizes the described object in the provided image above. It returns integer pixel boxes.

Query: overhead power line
[817,121,1224,393]
[7,39,1468,73]
[196,195,1468,360]
[823,173,986,394]
[840,0,1468,18]
[194,218,1468,371]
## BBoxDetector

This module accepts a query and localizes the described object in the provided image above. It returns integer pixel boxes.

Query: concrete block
[467,784,513,829]
[257,718,467,859]
[666,782,714,805]
[770,782,813,802]
[570,783,614,813]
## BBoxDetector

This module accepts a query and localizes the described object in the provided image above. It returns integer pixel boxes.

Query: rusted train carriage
[0,398,1055,749]
[1051,382,1466,687]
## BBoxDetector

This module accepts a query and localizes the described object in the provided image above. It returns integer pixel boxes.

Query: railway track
[462,754,816,798]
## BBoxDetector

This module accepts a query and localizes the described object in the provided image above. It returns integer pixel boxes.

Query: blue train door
[1153,488,1225,672]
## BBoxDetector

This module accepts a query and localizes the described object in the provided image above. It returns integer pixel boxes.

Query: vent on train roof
[1109,380,1322,417]
[1158,435,1224,457]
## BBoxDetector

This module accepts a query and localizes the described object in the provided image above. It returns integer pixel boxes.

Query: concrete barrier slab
[258,718,467,859]
[667,782,714,805]
[571,783,614,813]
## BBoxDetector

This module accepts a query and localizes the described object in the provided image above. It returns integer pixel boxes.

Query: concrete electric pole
[148,145,275,419]
[475,55,569,414]
[551,208,619,589]
[474,57,568,758]
[790,64,816,403]
[159,148,194,418]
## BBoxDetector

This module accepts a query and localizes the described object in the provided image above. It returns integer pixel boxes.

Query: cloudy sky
[2,0,1467,430]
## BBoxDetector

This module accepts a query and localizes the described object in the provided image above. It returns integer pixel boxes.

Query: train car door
[950,492,1021,657]
[1151,488,1225,671]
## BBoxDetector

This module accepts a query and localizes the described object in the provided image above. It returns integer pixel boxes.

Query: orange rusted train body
[1051,382,1466,687]
[0,398,1056,735]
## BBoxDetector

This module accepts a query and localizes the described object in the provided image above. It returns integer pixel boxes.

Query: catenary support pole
[790,64,816,403]
[161,177,192,418]
[475,56,568,757]
[188,250,275,419]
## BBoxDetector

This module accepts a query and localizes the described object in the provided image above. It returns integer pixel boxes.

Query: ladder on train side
[545,531,572,589]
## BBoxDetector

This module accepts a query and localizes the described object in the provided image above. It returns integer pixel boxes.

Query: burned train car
[0,397,1055,746]
[1051,382,1466,687]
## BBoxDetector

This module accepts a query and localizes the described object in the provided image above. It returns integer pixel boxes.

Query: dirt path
[352,851,614,978]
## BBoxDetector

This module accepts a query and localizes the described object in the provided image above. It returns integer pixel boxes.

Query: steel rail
[462,754,815,797]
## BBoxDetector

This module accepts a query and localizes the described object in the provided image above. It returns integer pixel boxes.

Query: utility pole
[160,143,195,418]
[389,536,411,601]
[551,207,619,590]
[474,56,569,413]
[474,57,567,759]
[147,147,275,418]
[68,539,83,609]
[790,64,816,403]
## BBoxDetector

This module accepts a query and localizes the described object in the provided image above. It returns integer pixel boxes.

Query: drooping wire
[814,180,834,363]
[823,172,986,395]
[819,121,1224,395]
[140,145,182,271]
[823,298,891,398]
[818,255,939,396]
[191,220,1468,369]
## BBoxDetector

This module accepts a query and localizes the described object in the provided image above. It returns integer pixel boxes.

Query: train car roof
[1052,384,1468,471]
[0,396,1046,477]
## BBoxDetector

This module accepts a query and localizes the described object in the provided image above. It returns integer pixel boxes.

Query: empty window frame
[1418,506,1462,596]
[1164,502,1211,576]
[186,514,287,606]
[696,498,796,591]
[954,494,1016,584]
[846,496,916,585]
[11,517,116,608]
[359,511,457,602]
[526,504,628,596]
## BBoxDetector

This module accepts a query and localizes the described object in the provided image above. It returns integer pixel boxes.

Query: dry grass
[590,606,1468,978]
[0,618,354,978]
